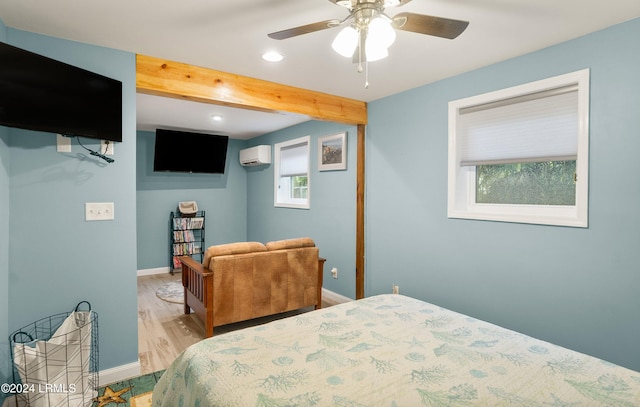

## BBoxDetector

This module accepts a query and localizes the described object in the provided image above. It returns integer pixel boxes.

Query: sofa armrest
[179,255,214,337]
[179,255,211,276]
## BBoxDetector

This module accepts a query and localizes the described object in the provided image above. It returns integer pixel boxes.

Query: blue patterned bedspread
[153,294,640,406]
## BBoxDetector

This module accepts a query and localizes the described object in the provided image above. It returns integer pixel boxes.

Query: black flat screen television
[0,41,122,142]
[153,129,229,174]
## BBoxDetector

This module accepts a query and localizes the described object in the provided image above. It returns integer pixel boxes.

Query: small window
[274,136,310,209]
[448,69,590,227]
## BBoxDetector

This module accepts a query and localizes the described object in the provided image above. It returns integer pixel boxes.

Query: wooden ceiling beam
[136,54,368,125]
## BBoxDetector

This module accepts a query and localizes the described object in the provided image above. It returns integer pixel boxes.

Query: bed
[153,294,640,406]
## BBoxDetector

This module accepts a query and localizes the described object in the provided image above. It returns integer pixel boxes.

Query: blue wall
[136,131,248,270]
[0,129,9,405]
[365,18,640,371]
[0,18,10,404]
[246,121,358,298]
[2,27,139,388]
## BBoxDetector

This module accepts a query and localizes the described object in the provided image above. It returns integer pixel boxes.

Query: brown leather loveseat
[179,237,325,337]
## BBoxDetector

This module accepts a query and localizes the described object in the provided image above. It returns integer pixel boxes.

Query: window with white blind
[274,136,310,209]
[447,69,590,227]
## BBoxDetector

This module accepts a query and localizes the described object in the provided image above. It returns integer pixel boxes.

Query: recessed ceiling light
[211,114,223,122]
[262,51,284,62]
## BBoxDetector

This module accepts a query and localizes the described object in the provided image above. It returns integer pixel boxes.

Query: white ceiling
[2,0,639,139]
[135,93,311,140]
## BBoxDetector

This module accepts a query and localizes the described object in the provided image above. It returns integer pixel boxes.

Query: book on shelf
[190,217,204,229]
[173,217,204,230]
[172,256,182,269]
[172,242,202,256]
[173,230,196,243]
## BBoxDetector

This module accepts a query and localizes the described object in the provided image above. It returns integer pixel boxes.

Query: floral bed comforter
[153,294,640,406]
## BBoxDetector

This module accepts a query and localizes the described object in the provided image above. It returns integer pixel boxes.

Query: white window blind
[280,142,308,176]
[458,85,578,167]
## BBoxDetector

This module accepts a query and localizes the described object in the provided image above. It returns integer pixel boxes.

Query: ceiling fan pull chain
[365,61,370,89]
[353,34,369,89]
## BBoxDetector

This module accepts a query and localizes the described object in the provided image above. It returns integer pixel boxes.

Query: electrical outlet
[101,140,114,156]
[392,284,399,294]
[331,267,338,279]
[56,134,71,152]
[85,202,114,221]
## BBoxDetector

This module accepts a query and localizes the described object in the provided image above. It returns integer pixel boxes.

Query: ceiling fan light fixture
[365,38,389,62]
[332,26,359,58]
[269,0,468,87]
[367,16,396,49]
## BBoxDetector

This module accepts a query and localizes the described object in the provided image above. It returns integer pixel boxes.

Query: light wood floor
[137,272,335,375]
[137,272,201,375]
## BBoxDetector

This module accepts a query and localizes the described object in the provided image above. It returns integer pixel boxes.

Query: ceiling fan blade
[393,12,469,39]
[268,20,340,40]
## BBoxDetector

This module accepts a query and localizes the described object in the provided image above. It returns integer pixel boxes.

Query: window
[274,136,310,209]
[448,69,590,227]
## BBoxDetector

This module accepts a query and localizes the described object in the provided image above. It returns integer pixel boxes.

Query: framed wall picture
[318,132,347,171]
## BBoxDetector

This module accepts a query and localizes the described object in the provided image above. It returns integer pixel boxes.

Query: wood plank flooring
[137,273,202,375]
[137,272,336,375]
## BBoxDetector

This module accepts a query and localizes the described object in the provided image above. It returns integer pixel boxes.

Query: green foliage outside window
[476,161,576,205]
[292,176,308,199]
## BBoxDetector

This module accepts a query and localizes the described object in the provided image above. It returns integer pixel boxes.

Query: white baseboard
[322,288,353,306]
[99,360,141,386]
[137,267,169,277]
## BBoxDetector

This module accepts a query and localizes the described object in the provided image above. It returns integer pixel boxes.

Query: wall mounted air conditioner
[239,145,271,166]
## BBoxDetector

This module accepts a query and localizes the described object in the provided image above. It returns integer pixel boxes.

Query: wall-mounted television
[0,41,122,142]
[153,129,229,174]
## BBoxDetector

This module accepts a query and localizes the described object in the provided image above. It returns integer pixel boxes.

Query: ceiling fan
[268,0,469,68]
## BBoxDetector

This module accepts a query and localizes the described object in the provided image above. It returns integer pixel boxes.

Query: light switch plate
[85,202,114,221]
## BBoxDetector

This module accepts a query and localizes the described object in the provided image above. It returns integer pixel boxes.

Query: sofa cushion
[203,242,267,267]
[265,237,315,251]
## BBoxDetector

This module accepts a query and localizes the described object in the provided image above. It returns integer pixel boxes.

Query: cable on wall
[73,135,114,164]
